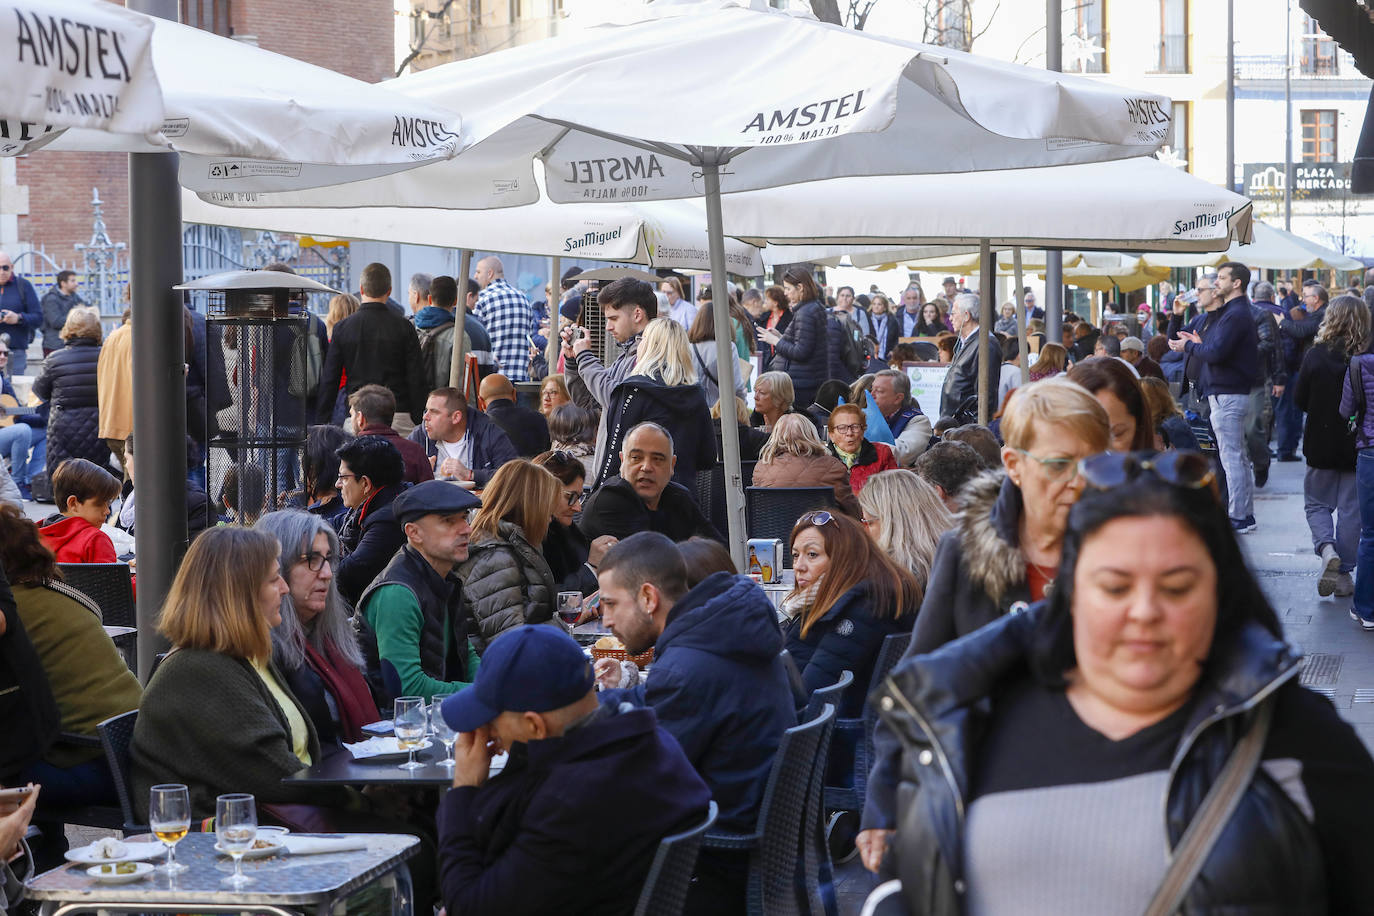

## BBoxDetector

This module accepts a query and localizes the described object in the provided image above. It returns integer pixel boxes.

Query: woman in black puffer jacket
[32,307,109,478]
[758,266,828,408]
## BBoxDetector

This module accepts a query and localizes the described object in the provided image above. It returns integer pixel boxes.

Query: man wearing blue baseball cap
[359,479,483,701]
[436,626,710,915]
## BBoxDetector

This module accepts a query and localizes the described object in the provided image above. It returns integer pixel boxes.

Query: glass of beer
[149,784,191,874]
[394,696,428,771]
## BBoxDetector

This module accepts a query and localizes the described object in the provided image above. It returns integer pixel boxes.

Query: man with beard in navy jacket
[595,532,796,914]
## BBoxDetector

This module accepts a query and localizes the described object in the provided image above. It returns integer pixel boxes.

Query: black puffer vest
[359,545,472,689]
[876,604,1325,916]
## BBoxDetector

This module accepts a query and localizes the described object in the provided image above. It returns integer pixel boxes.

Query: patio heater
[175,270,340,521]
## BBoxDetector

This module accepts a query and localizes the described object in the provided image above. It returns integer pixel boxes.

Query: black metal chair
[745,487,838,567]
[702,704,836,915]
[821,633,913,868]
[58,562,136,670]
[634,801,719,916]
[697,462,756,537]
[803,671,853,724]
[98,710,146,835]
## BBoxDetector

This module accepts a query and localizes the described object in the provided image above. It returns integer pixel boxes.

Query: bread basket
[590,643,654,667]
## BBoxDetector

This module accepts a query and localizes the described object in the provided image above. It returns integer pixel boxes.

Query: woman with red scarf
[257,510,379,745]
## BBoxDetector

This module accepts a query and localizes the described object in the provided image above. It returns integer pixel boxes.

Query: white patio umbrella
[3,4,464,192]
[0,0,162,152]
[750,158,1253,263]
[179,186,765,275]
[1141,221,1363,272]
[206,0,1174,563]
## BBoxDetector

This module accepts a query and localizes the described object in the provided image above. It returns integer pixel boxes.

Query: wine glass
[556,591,583,630]
[394,696,427,771]
[149,784,190,874]
[215,793,257,887]
[430,693,457,767]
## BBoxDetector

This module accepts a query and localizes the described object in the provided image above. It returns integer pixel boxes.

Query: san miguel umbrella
[206,0,1176,563]
[0,0,163,153]
[3,1,465,191]
[1141,221,1363,272]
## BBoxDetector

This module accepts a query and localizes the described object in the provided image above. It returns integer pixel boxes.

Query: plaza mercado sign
[1244,161,1353,201]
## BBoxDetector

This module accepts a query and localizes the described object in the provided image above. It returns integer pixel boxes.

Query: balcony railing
[1149,33,1188,73]
[1235,47,1365,80]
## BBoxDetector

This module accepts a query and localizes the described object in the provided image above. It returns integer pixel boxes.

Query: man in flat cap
[436,626,710,915]
[360,480,483,701]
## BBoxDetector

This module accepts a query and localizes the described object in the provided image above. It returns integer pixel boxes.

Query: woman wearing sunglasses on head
[860,452,1374,916]
[781,510,919,718]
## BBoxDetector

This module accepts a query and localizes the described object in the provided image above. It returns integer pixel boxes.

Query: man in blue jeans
[1170,262,1260,531]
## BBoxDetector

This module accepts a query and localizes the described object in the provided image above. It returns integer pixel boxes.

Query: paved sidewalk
[1242,458,1374,750]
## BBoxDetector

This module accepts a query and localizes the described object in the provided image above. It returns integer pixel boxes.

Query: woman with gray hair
[256,509,378,745]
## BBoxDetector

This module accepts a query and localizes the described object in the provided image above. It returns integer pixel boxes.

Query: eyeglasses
[297,551,337,572]
[830,424,863,435]
[798,510,834,527]
[562,488,583,507]
[336,473,356,483]
[0,265,11,272]
[1078,451,1216,491]
[1014,448,1081,481]
[861,515,878,527]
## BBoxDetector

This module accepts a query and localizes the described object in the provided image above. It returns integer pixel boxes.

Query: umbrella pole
[451,249,472,391]
[702,153,748,569]
[978,239,994,425]
[546,255,562,379]
[1014,248,1030,385]
[128,143,186,679]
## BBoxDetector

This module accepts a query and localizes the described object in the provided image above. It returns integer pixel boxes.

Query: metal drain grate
[1354,688,1374,704]
[1309,687,1337,699]
[1301,653,1343,686]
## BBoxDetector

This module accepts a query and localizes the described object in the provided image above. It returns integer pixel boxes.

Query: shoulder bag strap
[1142,699,1274,916]
[692,344,717,386]
[1354,357,1367,425]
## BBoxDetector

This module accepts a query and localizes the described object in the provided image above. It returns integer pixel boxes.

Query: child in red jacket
[39,458,123,566]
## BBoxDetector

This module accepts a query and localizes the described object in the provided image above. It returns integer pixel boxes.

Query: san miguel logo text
[16,10,134,120]
[742,91,867,144]
[562,155,665,199]
[564,227,623,253]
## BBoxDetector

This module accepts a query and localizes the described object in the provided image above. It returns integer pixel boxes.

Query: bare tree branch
[811,0,844,26]
[397,0,460,77]
[969,0,1001,47]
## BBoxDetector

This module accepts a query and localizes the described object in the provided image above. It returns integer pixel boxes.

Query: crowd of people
[5,256,1374,916]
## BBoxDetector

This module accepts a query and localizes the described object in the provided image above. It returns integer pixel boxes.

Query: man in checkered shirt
[473,256,535,383]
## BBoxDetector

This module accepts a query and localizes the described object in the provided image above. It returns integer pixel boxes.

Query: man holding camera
[562,278,658,487]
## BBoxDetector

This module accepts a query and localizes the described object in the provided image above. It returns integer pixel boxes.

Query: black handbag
[0,564,61,779]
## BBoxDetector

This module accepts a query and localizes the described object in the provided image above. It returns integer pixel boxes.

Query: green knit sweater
[15,582,141,767]
[131,648,349,820]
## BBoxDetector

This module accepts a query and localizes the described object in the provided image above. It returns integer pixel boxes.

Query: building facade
[1,0,395,288]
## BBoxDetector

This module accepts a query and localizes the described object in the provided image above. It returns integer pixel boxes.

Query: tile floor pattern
[44,459,1373,913]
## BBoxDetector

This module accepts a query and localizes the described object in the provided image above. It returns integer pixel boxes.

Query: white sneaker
[1319,545,1341,597]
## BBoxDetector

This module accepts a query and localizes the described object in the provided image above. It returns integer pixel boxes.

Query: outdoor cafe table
[24,832,418,916]
[284,745,459,788]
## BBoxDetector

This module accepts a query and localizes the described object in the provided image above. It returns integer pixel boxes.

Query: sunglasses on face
[1077,451,1215,491]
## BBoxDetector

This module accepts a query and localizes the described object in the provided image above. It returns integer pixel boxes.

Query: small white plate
[65,841,165,865]
[86,862,155,884]
[214,838,285,859]
[257,826,290,838]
